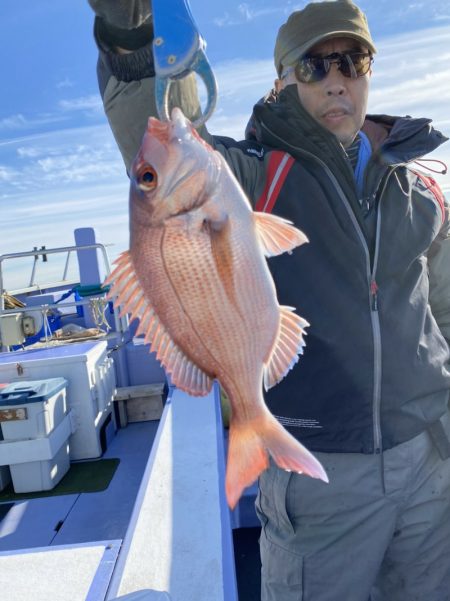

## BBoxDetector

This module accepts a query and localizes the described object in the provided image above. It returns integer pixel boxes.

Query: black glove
[88,0,153,51]
[88,0,151,29]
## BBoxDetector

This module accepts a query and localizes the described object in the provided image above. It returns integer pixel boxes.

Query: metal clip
[152,0,217,128]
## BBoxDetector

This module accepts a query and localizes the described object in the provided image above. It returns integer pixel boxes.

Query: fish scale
[106,108,328,508]
[162,226,242,374]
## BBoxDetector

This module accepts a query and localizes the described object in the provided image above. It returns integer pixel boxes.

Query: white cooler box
[0,340,116,460]
[0,385,11,491]
[0,377,70,492]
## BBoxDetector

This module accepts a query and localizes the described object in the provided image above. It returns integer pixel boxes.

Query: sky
[0,0,450,291]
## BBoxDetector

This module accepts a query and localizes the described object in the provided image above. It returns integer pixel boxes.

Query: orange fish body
[107,108,327,508]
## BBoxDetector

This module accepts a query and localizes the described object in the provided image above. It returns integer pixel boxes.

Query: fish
[106,107,328,508]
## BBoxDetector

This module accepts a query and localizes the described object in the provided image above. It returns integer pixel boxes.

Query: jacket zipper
[367,169,395,452]
[260,122,393,453]
[370,197,382,451]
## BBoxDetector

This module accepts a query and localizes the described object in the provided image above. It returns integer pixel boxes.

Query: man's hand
[88,0,151,29]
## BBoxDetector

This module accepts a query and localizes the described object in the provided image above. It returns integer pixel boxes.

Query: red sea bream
[106,108,328,508]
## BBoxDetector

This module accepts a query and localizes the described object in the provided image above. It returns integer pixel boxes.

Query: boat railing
[0,384,239,601]
[0,243,110,296]
[106,383,238,601]
[0,243,128,350]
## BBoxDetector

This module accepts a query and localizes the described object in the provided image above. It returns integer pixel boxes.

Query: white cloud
[237,3,280,20]
[214,59,276,95]
[214,3,282,26]
[368,26,450,129]
[0,165,20,182]
[56,77,75,89]
[35,149,122,183]
[16,146,43,158]
[0,182,130,291]
[0,112,68,132]
[208,111,252,139]
[213,12,235,27]
[2,22,450,289]
[0,96,103,137]
[0,114,28,129]
[0,124,126,194]
[433,14,450,21]
[58,95,103,113]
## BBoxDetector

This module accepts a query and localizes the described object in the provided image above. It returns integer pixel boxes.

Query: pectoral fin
[202,213,240,310]
[254,212,308,257]
[105,251,213,396]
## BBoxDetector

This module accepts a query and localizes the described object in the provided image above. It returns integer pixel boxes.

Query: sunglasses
[288,52,373,84]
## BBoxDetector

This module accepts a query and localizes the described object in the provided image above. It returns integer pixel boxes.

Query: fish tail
[225,423,270,510]
[225,411,328,510]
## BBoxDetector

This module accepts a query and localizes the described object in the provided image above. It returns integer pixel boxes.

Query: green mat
[0,458,120,502]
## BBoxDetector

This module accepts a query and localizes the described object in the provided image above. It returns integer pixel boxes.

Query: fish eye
[136,164,158,191]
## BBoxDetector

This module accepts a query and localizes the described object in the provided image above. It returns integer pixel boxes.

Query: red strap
[256,151,295,213]
[412,170,446,224]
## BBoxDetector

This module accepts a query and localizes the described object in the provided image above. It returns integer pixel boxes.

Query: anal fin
[263,305,309,390]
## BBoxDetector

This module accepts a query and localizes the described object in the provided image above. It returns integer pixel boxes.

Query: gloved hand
[88,0,153,51]
[88,0,151,29]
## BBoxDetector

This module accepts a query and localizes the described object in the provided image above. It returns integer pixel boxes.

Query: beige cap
[274,0,377,76]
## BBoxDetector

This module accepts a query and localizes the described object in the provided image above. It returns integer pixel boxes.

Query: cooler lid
[0,377,67,406]
[0,340,107,366]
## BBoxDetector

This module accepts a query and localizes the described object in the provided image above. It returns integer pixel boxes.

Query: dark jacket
[94,31,450,454]
[234,87,450,453]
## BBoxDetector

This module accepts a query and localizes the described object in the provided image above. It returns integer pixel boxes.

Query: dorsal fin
[263,305,309,391]
[106,251,213,396]
[254,212,308,257]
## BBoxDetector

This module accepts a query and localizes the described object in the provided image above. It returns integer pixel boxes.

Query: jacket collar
[252,85,448,167]
[253,85,356,196]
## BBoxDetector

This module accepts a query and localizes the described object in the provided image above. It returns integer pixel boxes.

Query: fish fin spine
[146,318,213,396]
[107,251,213,396]
[254,212,308,257]
[263,306,309,390]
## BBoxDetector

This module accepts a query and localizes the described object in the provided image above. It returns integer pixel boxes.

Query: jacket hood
[363,113,448,165]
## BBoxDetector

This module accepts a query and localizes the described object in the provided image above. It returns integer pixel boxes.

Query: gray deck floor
[0,420,159,552]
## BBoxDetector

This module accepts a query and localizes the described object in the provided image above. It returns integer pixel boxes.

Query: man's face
[279,38,372,148]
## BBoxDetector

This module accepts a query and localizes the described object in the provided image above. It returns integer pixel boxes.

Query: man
[88,1,450,599]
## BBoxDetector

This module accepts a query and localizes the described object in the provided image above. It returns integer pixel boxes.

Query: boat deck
[0,420,158,551]
[0,389,263,600]
[0,232,262,600]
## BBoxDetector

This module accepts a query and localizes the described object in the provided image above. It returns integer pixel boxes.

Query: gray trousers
[256,413,450,601]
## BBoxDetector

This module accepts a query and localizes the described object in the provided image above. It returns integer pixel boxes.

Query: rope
[413,158,447,175]
[2,293,25,310]
[89,297,111,332]
[41,307,53,342]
